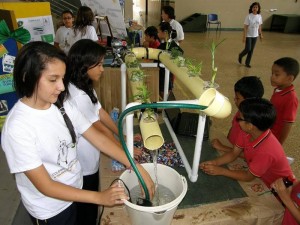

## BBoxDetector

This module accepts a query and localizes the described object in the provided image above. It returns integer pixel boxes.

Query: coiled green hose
[117,102,207,201]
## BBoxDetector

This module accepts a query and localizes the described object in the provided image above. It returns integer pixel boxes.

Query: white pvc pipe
[163,68,170,101]
[124,102,142,157]
[163,116,192,176]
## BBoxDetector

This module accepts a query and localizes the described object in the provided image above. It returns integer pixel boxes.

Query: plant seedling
[130,69,146,82]
[185,58,203,77]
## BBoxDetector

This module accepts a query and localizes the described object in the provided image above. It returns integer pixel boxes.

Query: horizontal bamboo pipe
[132,47,204,98]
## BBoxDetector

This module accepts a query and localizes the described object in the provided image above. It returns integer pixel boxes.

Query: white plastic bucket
[199,88,232,119]
[119,163,187,225]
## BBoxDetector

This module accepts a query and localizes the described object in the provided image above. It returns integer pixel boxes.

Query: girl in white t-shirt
[54,10,74,54]
[68,6,98,51]
[238,2,263,68]
[161,5,184,45]
[1,41,154,225]
[67,39,143,225]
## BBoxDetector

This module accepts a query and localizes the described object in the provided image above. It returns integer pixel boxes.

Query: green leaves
[204,38,226,86]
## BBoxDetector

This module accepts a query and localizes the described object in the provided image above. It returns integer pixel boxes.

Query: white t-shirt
[68,83,101,176]
[170,19,184,44]
[244,13,262,37]
[54,26,72,54]
[68,25,98,52]
[1,100,91,220]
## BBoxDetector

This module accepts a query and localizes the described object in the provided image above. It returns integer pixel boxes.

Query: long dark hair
[73,6,95,37]
[66,39,106,104]
[14,41,76,144]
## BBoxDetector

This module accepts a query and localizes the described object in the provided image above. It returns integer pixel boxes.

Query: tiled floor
[1,31,300,225]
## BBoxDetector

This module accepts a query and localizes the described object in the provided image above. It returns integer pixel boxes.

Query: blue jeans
[239,37,257,65]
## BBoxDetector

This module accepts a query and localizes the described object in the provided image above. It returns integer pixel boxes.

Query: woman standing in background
[161,5,184,45]
[67,6,98,53]
[238,2,263,68]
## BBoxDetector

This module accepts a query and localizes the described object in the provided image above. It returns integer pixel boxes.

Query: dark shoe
[238,55,242,64]
[245,64,251,68]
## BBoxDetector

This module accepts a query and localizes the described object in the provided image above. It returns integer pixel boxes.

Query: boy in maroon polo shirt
[270,57,299,145]
[200,98,294,189]
[212,76,264,153]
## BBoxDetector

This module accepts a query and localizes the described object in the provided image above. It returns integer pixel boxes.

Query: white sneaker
[287,156,295,165]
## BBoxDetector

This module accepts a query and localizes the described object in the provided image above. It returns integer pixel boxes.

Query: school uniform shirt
[235,129,294,188]
[68,83,101,176]
[54,26,73,54]
[228,111,243,145]
[68,25,98,53]
[149,39,160,49]
[270,85,298,141]
[169,19,184,44]
[1,100,91,220]
[244,13,262,37]
[282,182,300,225]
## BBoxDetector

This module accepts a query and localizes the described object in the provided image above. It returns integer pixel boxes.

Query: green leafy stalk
[132,84,155,121]
[205,38,226,86]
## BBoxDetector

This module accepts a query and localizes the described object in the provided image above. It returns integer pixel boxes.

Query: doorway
[132,0,162,27]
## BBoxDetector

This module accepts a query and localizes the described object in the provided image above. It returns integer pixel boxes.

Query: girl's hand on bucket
[99,182,129,206]
[136,163,155,200]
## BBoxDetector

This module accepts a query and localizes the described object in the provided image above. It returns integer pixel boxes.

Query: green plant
[126,29,141,51]
[205,38,226,86]
[170,47,183,59]
[185,58,203,77]
[129,69,146,82]
[132,84,155,122]
[126,59,140,68]
[173,56,185,67]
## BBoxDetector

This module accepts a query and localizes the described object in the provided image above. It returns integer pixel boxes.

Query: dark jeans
[239,37,257,65]
[29,203,77,225]
[76,170,100,225]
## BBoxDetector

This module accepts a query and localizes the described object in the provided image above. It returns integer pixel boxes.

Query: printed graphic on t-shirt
[57,139,75,167]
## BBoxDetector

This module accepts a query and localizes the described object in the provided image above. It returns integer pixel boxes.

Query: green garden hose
[117,102,207,201]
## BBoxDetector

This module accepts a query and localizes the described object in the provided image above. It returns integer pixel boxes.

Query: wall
[175,0,300,30]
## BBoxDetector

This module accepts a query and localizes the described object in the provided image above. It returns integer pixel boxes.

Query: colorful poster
[0,38,17,94]
[0,38,19,131]
[17,15,55,43]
